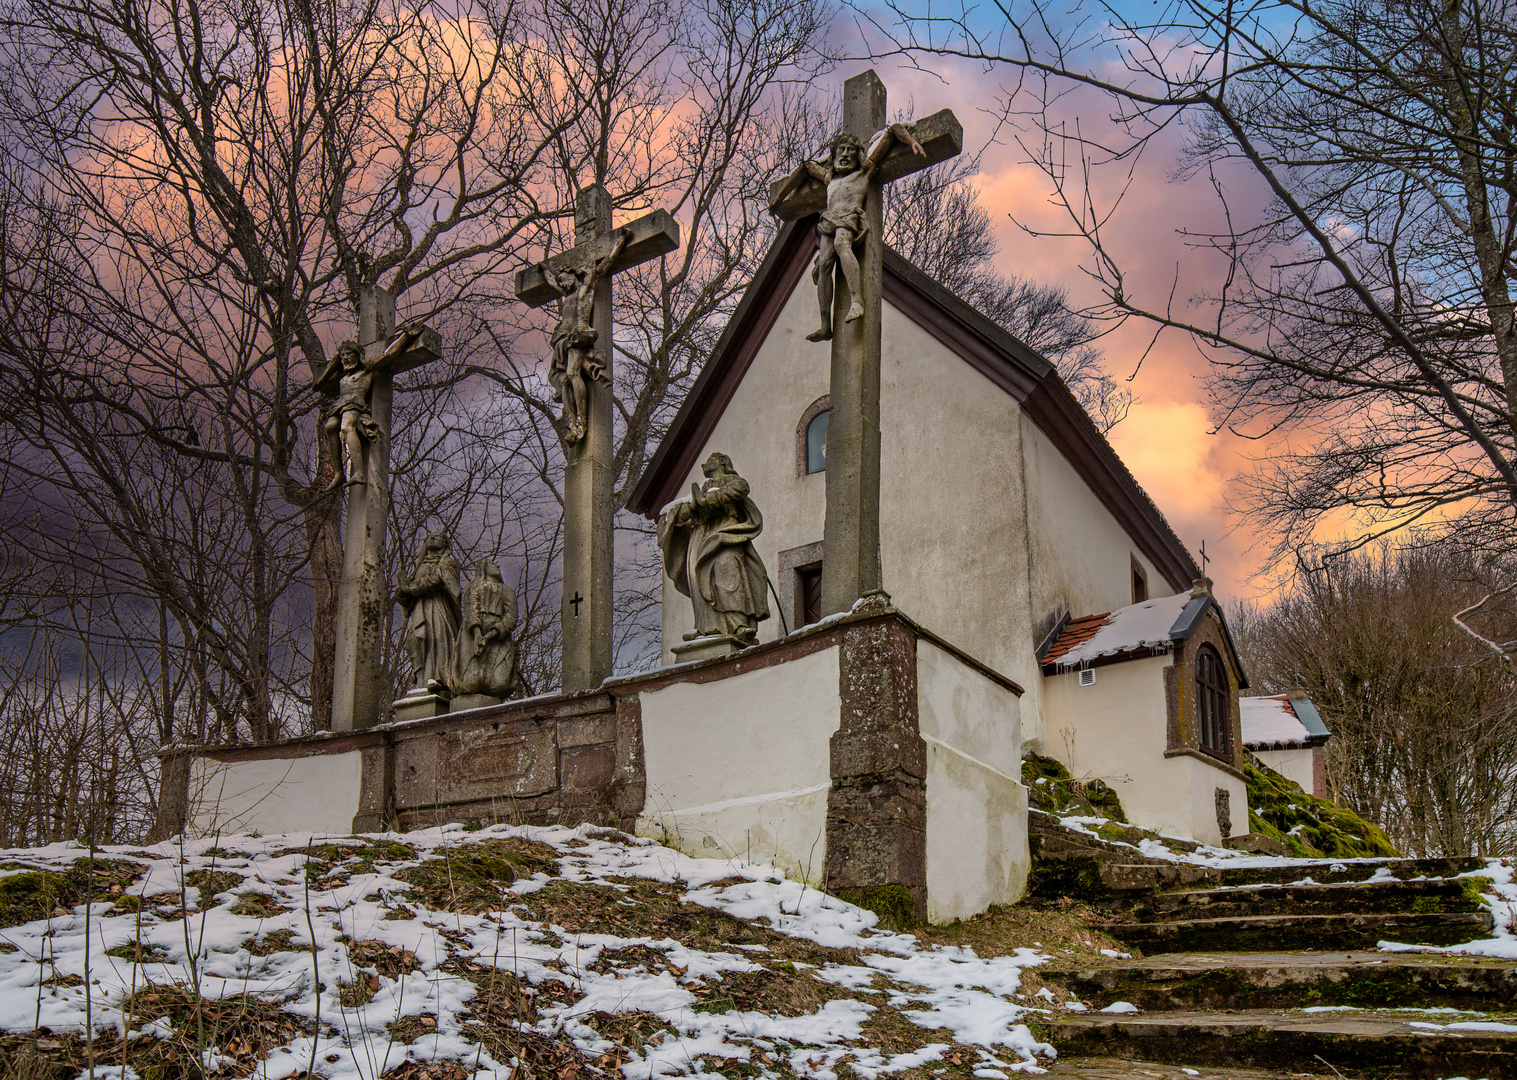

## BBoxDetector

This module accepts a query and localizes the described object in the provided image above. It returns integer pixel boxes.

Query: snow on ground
[1379,859,1517,960]
[0,824,1056,1078]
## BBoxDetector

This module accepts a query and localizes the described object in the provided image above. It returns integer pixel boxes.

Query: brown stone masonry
[825,607,929,920]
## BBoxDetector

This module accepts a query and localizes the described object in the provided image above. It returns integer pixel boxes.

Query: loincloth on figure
[332,391,380,441]
[817,207,868,242]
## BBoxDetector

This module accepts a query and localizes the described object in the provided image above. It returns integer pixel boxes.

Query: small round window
[806,409,829,474]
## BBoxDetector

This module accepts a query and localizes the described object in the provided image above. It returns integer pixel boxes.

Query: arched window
[806,410,829,474]
[1195,644,1231,758]
[796,395,830,476]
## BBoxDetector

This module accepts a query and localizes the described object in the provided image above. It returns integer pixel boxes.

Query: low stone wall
[162,689,643,839]
[158,603,1029,921]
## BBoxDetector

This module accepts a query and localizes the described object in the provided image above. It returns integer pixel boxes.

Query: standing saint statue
[454,559,522,700]
[538,227,630,443]
[768,125,925,342]
[658,452,770,643]
[395,532,462,691]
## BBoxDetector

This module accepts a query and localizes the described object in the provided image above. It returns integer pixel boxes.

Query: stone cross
[769,71,962,617]
[320,286,442,731]
[515,187,679,692]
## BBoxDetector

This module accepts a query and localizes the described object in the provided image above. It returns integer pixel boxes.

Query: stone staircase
[1027,810,1517,1078]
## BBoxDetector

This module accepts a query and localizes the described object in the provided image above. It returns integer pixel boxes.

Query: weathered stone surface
[562,744,616,791]
[392,689,449,724]
[659,453,770,645]
[453,727,560,797]
[670,635,741,664]
[825,607,927,919]
[516,188,680,694]
[558,713,615,748]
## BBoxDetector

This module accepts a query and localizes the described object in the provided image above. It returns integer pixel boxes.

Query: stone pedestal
[392,687,450,724]
[450,693,504,713]
[672,634,748,665]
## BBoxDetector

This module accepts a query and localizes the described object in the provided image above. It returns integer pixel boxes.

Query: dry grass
[916,902,1135,967]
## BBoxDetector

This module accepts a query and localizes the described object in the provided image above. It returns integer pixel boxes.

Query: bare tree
[885,156,1133,432]
[1232,541,1517,857]
[865,0,1517,560]
[0,0,829,738]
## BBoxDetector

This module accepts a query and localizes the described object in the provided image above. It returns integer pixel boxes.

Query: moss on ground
[393,837,558,913]
[1244,761,1398,858]
[1023,752,1128,822]
[0,858,144,929]
[916,900,1134,966]
[836,883,918,932]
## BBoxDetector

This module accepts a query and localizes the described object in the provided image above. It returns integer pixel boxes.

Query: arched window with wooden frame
[1195,644,1231,759]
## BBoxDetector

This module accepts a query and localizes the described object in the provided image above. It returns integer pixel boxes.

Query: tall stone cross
[769,71,962,617]
[318,286,442,731]
[515,186,679,692]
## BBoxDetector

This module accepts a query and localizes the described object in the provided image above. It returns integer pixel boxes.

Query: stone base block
[392,689,450,723]
[450,693,504,713]
[672,634,748,664]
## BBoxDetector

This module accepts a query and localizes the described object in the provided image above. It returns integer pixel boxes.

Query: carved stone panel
[452,727,560,799]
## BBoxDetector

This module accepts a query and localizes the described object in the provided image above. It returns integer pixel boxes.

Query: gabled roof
[627,217,1202,593]
[1241,695,1331,749]
[1037,589,1249,687]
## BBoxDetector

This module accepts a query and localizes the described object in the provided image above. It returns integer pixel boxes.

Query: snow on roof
[1241,695,1313,747]
[1044,591,1194,668]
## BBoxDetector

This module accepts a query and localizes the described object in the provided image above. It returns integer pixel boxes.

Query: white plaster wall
[1256,747,1315,793]
[660,290,1033,684]
[916,642,1028,922]
[1184,755,1248,848]
[636,646,840,881]
[1042,656,1243,846]
[187,753,363,839]
[1021,416,1174,749]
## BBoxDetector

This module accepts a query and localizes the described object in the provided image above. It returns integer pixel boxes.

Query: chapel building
[631,219,1251,847]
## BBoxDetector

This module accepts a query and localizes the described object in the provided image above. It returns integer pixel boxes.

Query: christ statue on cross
[538,227,630,444]
[770,124,925,342]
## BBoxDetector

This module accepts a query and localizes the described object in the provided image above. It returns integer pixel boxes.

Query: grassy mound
[1022,752,1128,823]
[1244,759,1399,858]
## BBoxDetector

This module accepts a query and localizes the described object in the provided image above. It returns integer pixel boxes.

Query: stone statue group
[395,536,523,702]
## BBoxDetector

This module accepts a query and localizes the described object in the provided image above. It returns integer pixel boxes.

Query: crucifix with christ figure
[515,186,679,692]
[317,286,443,731]
[768,71,962,617]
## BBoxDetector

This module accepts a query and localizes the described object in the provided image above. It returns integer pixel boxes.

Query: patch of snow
[1098,1002,1139,1014]
[0,823,1061,1078]
[1379,859,1516,959]
[1053,593,1192,668]
[1239,695,1312,746]
[1098,949,1131,960]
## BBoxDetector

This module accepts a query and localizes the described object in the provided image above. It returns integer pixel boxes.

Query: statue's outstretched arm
[768,158,828,212]
[868,123,925,170]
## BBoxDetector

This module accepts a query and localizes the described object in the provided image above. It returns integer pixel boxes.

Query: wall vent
[1078,668,1096,687]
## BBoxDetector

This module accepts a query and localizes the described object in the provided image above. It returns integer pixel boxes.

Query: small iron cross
[569,591,585,617]
[1198,539,1211,576]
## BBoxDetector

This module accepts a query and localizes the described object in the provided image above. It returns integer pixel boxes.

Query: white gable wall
[660,272,1182,755]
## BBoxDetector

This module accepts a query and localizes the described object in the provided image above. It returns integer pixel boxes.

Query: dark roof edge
[1164,594,1251,691]
[1034,611,1073,663]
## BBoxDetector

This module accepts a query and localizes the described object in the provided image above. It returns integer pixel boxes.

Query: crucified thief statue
[769,125,924,342]
[319,326,429,487]
[539,227,630,443]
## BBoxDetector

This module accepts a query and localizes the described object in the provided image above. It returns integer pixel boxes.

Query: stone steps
[1043,1007,1517,1078]
[1105,910,1494,953]
[1028,811,1514,1076]
[1126,877,1485,920]
[1047,950,1517,1012]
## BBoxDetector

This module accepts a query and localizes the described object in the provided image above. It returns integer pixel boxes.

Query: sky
[811,20,1282,606]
